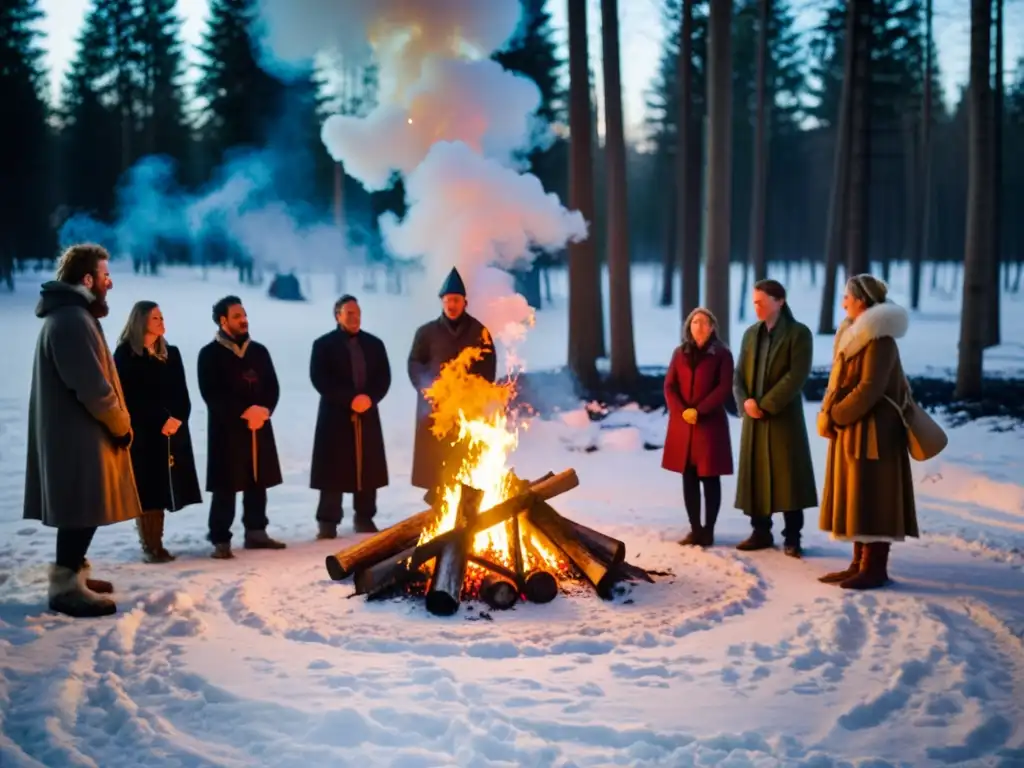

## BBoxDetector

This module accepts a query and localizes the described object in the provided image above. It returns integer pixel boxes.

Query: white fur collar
[834,302,909,359]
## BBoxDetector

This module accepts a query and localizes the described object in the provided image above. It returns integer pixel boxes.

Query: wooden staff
[351,413,363,492]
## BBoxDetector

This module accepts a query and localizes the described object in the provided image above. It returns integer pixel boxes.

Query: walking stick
[167,436,177,512]
[351,413,363,492]
[251,429,259,484]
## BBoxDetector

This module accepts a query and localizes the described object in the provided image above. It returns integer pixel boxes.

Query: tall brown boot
[137,510,175,563]
[839,542,890,590]
[819,542,863,584]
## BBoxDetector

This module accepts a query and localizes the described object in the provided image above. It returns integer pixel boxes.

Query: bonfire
[324,345,653,616]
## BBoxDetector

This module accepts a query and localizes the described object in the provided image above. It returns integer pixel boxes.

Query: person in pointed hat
[406,267,497,500]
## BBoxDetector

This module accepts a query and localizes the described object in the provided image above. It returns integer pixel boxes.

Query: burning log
[479,572,519,610]
[352,545,416,596]
[563,517,626,569]
[409,469,579,571]
[326,472,558,581]
[523,570,558,603]
[525,502,619,599]
[425,485,484,617]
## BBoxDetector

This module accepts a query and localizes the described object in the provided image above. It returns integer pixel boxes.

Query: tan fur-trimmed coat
[817,302,919,541]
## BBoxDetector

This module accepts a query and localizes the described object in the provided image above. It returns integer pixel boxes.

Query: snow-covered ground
[1,262,1023,767]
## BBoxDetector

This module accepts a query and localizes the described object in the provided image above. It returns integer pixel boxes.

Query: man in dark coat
[407,267,497,500]
[24,243,142,618]
[310,294,392,537]
[733,279,819,557]
[197,295,287,558]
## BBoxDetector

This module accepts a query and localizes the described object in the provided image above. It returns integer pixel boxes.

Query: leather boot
[819,542,863,584]
[736,529,774,551]
[840,543,891,590]
[244,529,287,549]
[137,510,175,563]
[678,527,703,546]
[48,565,116,618]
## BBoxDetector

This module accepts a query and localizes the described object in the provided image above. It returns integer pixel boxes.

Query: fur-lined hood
[833,301,909,360]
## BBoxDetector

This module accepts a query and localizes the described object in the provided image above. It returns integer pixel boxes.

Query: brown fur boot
[839,543,891,590]
[819,542,864,584]
[48,565,116,618]
[137,510,175,563]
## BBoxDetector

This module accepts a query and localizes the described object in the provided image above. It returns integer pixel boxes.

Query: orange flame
[416,346,566,578]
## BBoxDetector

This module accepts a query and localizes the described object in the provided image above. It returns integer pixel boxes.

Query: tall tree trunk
[703,0,733,345]
[984,0,1003,347]
[845,0,873,280]
[677,0,702,322]
[566,0,601,387]
[748,0,771,284]
[956,0,993,399]
[818,1,858,334]
[911,0,933,311]
[659,153,676,306]
[600,0,638,385]
[902,111,920,296]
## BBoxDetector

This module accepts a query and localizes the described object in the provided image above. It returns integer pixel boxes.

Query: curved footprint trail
[2,531,1023,767]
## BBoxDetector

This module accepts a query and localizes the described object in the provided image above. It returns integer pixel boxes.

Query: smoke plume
[255,0,588,351]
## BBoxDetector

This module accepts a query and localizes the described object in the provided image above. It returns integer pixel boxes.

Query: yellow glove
[682,408,698,425]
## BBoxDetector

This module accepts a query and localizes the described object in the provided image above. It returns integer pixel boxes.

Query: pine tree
[809,0,945,127]
[195,0,289,169]
[59,4,123,225]
[136,0,189,162]
[492,0,567,306]
[0,0,53,275]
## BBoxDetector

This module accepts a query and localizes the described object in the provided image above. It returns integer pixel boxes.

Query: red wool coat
[661,341,735,477]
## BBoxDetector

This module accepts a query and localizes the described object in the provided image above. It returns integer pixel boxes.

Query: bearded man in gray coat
[24,243,142,618]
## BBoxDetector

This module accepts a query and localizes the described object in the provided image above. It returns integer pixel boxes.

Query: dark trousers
[55,527,98,572]
[751,509,805,544]
[316,489,377,525]
[682,466,721,530]
[209,489,268,544]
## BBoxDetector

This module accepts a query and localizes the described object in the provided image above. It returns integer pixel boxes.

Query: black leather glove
[110,429,133,449]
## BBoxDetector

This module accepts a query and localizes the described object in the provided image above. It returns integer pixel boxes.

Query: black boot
[736,529,774,551]
[678,527,704,546]
[244,529,287,549]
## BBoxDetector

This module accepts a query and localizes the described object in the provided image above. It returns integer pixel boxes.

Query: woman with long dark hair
[662,308,735,546]
[114,301,201,562]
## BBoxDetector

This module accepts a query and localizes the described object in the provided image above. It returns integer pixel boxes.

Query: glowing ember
[415,346,568,582]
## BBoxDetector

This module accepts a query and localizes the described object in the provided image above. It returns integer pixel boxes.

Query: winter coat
[661,340,735,477]
[407,313,497,491]
[23,282,143,528]
[197,333,283,493]
[113,342,202,512]
[818,303,919,541]
[309,328,392,492]
[733,311,819,517]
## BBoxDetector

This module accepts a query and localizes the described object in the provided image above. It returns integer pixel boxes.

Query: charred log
[480,573,520,610]
[353,546,416,596]
[523,570,558,603]
[525,502,617,599]
[425,485,484,617]
[326,509,431,581]
[561,516,626,568]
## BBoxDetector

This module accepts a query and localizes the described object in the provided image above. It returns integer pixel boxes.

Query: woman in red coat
[662,307,735,546]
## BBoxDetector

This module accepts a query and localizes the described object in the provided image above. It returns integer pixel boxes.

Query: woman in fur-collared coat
[816,274,919,590]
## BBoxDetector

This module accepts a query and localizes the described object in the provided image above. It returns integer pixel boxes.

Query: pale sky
[37,0,1024,142]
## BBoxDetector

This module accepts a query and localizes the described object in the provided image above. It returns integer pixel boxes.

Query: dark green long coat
[732,311,819,517]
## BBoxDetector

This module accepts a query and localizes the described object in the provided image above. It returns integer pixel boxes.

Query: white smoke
[254,0,589,349]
